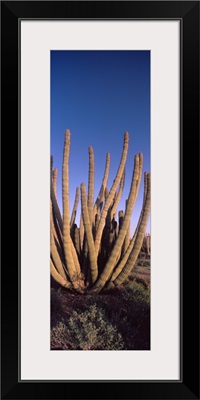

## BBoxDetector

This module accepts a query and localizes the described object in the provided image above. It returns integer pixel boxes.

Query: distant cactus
[140,233,151,258]
[50,130,150,293]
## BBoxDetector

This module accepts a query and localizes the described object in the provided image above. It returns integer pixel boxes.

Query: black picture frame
[1,1,199,399]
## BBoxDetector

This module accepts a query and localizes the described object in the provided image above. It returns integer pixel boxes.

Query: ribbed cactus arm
[79,215,84,251]
[95,132,129,255]
[122,218,130,256]
[95,153,110,204]
[52,168,58,200]
[91,154,140,292]
[109,172,148,283]
[50,259,71,289]
[113,173,151,286]
[138,153,143,189]
[94,152,110,206]
[51,172,63,233]
[70,187,80,228]
[143,172,148,203]
[70,235,81,275]
[111,169,125,220]
[50,203,67,280]
[133,171,148,239]
[62,129,76,282]
[108,236,135,285]
[73,225,81,257]
[88,146,95,226]
[102,152,110,189]
[93,152,110,218]
[146,234,150,256]
[81,182,98,284]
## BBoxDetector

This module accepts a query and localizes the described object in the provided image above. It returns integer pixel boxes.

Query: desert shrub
[115,284,150,349]
[124,281,150,304]
[87,283,150,350]
[51,282,150,350]
[51,321,70,350]
[51,303,125,350]
[136,259,150,268]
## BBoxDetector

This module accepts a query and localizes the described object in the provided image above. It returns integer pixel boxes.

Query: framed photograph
[1,1,199,399]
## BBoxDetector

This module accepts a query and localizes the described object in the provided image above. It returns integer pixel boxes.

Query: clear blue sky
[51,50,150,235]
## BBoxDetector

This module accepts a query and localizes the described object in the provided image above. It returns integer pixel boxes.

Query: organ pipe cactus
[50,129,150,293]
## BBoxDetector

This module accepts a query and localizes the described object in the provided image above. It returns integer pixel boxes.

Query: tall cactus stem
[50,204,67,280]
[113,173,151,286]
[88,146,95,227]
[70,187,79,229]
[94,152,110,216]
[62,129,77,284]
[50,259,72,289]
[111,169,125,221]
[94,132,129,255]
[81,182,98,284]
[52,168,58,200]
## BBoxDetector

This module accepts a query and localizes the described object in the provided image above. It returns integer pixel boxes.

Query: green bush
[87,283,150,350]
[51,304,125,350]
[51,282,150,350]
[124,281,150,304]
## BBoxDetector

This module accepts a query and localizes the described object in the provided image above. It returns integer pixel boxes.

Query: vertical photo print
[50,50,150,350]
